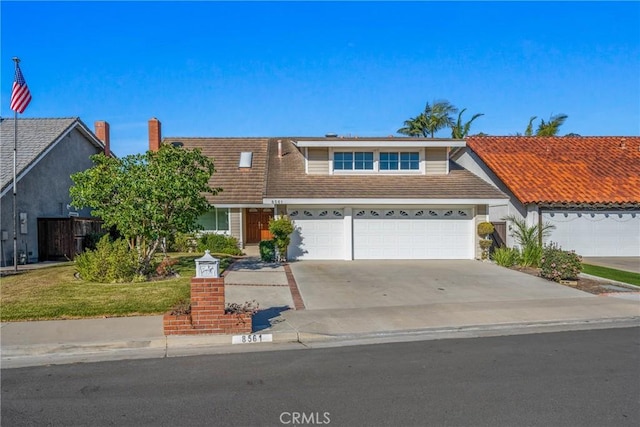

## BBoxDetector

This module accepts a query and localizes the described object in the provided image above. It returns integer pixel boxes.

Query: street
[2,327,639,426]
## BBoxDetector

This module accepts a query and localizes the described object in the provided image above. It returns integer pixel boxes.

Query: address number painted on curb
[232,334,273,344]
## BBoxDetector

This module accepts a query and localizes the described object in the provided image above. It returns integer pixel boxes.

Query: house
[0,117,110,266]
[150,118,508,260]
[452,136,640,256]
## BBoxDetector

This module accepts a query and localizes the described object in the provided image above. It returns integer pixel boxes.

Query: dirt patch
[511,266,638,295]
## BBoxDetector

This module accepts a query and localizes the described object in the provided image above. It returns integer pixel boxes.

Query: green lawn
[0,253,233,322]
[582,264,640,287]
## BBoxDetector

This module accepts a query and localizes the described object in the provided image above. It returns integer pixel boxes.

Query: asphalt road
[2,327,638,427]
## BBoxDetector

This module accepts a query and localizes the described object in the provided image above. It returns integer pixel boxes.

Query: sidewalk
[2,257,639,369]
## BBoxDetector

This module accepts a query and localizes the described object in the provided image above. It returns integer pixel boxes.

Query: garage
[353,208,474,260]
[287,208,345,260]
[543,211,640,257]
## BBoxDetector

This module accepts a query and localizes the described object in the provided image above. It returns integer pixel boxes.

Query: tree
[524,114,568,136]
[397,100,459,138]
[451,108,484,139]
[70,145,218,274]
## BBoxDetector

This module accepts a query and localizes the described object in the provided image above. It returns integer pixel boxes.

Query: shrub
[196,233,243,256]
[491,246,520,267]
[479,238,493,260]
[269,216,294,261]
[540,242,583,282]
[259,239,276,262]
[477,222,495,237]
[83,231,109,251]
[502,215,555,268]
[156,256,178,277]
[75,235,138,283]
[169,232,197,253]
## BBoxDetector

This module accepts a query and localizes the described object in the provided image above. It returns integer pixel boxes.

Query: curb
[2,316,638,369]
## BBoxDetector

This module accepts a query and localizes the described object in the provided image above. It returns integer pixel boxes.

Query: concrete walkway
[2,257,639,368]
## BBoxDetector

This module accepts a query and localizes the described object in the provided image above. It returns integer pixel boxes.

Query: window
[334,152,373,170]
[197,208,229,232]
[381,152,419,170]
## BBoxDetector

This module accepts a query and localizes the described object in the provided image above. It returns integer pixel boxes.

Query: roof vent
[239,152,253,168]
[325,133,338,138]
[171,141,184,148]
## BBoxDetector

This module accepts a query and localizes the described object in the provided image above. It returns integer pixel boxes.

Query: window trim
[197,207,230,234]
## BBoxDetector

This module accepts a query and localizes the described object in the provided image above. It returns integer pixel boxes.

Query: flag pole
[12,57,19,271]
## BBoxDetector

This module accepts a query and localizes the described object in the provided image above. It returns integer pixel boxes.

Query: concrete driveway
[288,260,593,310]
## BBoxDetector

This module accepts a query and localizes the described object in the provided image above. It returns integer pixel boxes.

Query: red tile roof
[466,136,640,205]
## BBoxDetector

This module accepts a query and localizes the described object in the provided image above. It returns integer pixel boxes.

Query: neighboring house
[150,118,508,260]
[0,117,110,266]
[452,136,640,256]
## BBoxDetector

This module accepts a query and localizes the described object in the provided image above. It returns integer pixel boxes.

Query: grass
[582,264,640,287]
[0,253,235,322]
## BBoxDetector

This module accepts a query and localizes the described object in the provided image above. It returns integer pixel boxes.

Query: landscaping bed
[512,266,639,295]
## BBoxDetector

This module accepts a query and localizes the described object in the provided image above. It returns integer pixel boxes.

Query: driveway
[288,260,592,310]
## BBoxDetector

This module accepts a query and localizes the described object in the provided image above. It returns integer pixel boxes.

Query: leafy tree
[70,145,218,274]
[398,100,459,138]
[451,108,484,139]
[269,215,295,262]
[524,114,568,136]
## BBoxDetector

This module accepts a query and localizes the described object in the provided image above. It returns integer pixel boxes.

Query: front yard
[0,254,232,322]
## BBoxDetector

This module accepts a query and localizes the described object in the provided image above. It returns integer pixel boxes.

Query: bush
[169,232,197,252]
[540,242,583,282]
[479,238,493,260]
[269,216,294,261]
[491,246,521,267]
[259,239,276,262]
[83,231,109,251]
[196,233,243,256]
[477,222,495,237]
[75,235,138,283]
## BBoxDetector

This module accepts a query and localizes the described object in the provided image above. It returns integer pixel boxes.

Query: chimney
[277,139,283,158]
[94,120,110,157]
[149,117,162,152]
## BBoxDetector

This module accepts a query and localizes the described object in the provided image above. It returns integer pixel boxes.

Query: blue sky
[2,1,639,157]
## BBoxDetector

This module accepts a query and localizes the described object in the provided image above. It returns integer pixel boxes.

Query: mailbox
[195,250,220,278]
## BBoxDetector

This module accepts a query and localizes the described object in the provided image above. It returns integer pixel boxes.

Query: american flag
[10,63,32,114]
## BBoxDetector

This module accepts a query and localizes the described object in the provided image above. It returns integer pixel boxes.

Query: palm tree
[536,114,568,136]
[451,108,484,139]
[524,114,568,136]
[397,100,459,138]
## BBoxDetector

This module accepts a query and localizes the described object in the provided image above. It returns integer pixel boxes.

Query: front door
[246,209,274,243]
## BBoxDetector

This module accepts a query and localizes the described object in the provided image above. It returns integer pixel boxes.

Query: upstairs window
[334,152,374,170]
[380,152,419,170]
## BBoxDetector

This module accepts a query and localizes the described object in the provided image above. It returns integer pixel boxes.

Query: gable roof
[265,139,508,202]
[465,136,640,205]
[0,117,105,195]
[162,137,269,205]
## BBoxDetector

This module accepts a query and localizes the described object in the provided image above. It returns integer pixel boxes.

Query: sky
[1,1,639,157]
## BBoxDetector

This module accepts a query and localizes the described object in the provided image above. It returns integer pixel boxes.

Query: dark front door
[246,209,274,243]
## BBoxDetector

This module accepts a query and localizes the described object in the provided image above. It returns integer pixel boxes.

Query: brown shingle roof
[163,137,269,205]
[466,136,640,205]
[265,139,507,200]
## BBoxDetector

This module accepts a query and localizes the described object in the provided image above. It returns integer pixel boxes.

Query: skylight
[239,152,253,168]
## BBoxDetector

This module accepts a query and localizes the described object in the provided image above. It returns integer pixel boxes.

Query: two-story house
[150,118,508,260]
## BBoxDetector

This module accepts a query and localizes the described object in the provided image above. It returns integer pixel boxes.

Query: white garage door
[543,211,640,256]
[287,208,345,260]
[353,208,474,260]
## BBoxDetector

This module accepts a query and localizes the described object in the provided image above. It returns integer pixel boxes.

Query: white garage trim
[543,211,640,257]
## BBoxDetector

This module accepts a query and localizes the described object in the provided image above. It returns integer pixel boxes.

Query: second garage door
[353,208,474,260]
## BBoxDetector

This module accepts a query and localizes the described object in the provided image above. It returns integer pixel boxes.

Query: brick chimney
[94,120,110,157]
[149,118,161,152]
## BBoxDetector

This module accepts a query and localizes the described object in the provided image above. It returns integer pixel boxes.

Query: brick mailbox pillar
[163,252,252,335]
